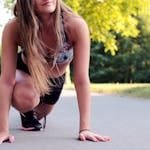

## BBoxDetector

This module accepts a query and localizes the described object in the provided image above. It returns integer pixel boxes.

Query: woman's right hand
[0,132,15,144]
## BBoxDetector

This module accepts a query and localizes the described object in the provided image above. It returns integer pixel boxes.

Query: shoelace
[43,115,47,129]
[36,109,47,130]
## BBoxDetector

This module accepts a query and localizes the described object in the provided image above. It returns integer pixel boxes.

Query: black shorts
[16,52,65,105]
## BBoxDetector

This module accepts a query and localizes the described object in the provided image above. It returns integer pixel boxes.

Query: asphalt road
[1,90,150,150]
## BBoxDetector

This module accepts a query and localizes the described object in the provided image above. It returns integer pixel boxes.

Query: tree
[4,0,150,54]
[64,0,150,54]
[4,0,150,83]
[89,13,150,83]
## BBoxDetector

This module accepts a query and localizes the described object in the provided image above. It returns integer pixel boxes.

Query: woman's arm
[0,19,18,143]
[72,18,91,131]
[71,17,110,142]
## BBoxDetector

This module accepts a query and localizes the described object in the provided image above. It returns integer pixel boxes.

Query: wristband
[79,129,90,133]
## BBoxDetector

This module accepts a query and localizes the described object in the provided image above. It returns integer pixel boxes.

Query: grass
[64,83,150,99]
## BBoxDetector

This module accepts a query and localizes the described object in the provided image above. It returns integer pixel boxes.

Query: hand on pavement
[0,132,15,144]
[78,130,111,142]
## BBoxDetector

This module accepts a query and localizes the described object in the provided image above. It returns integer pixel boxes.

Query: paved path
[1,90,150,150]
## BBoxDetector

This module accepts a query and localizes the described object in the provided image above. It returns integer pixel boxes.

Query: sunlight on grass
[64,83,150,99]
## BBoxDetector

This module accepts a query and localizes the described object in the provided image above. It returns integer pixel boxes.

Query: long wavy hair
[14,0,74,95]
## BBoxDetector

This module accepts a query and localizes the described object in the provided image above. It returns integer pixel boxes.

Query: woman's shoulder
[66,13,88,31]
[68,15,87,29]
[65,14,89,42]
[4,17,19,32]
[3,17,20,44]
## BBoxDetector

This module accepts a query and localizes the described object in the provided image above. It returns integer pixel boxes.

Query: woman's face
[34,0,57,14]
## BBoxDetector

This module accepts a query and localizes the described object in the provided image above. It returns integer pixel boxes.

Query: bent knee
[12,81,40,112]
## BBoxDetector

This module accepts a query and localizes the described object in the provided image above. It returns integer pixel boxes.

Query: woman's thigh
[12,69,40,112]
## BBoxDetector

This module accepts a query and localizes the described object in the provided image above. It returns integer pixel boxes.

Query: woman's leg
[35,75,65,120]
[12,70,42,131]
[35,104,54,120]
[12,70,40,112]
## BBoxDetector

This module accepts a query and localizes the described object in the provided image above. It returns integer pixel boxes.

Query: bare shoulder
[69,15,87,26]
[3,17,20,44]
[3,18,19,33]
[65,14,89,42]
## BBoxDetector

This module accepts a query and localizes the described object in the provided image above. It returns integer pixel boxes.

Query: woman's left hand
[78,130,111,142]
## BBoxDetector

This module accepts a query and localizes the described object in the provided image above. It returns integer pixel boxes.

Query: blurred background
[1,0,150,98]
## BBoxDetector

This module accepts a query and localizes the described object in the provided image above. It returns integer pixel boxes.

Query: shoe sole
[21,127,41,131]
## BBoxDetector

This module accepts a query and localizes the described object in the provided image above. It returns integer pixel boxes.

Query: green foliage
[64,0,150,54]
[4,0,14,9]
[90,14,150,83]
[4,0,150,83]
[5,0,150,54]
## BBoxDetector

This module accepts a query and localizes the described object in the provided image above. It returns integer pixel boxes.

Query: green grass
[64,83,150,99]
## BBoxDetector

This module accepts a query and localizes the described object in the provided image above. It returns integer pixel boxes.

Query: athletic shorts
[16,52,65,105]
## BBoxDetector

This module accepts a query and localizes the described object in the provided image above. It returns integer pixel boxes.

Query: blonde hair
[14,0,74,95]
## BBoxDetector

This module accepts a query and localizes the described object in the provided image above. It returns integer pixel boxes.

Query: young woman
[0,0,111,143]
